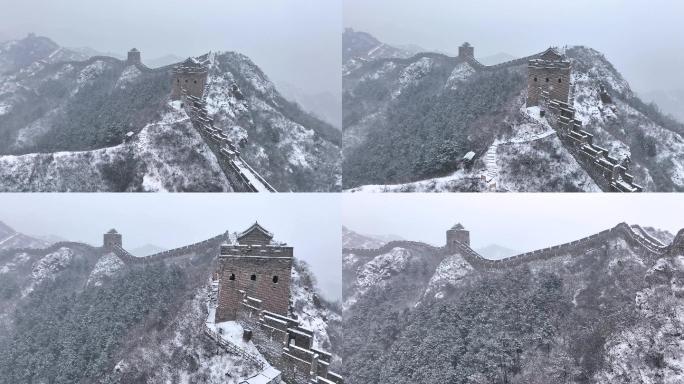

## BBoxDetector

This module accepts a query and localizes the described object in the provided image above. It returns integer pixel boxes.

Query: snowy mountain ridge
[343,33,684,191]
[0,35,340,191]
[342,224,684,383]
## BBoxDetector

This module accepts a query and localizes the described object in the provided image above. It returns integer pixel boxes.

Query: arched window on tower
[558,78,562,83]
[194,80,197,84]
[272,275,279,283]
[545,78,550,82]
[250,274,256,281]
[229,273,235,281]
[533,77,538,82]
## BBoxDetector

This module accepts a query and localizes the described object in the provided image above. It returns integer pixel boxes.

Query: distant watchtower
[103,229,122,249]
[527,47,571,107]
[458,42,475,59]
[127,48,141,66]
[446,223,470,251]
[171,57,209,100]
[215,223,294,322]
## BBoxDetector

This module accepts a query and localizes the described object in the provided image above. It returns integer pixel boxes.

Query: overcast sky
[343,194,684,255]
[0,0,341,96]
[344,0,684,93]
[0,194,341,301]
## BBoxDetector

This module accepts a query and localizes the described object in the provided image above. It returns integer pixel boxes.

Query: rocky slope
[342,29,416,76]
[342,224,684,384]
[343,33,684,191]
[0,226,340,383]
[0,35,341,192]
[0,221,51,251]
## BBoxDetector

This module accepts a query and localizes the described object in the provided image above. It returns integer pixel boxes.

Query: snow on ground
[346,168,475,193]
[424,254,473,299]
[204,71,249,117]
[115,65,141,88]
[0,233,17,247]
[392,57,434,98]
[596,253,684,383]
[290,265,337,350]
[31,247,73,282]
[445,62,475,89]
[0,100,232,192]
[0,102,11,115]
[76,60,106,86]
[344,247,411,309]
[87,253,125,286]
[361,61,397,82]
[0,251,29,274]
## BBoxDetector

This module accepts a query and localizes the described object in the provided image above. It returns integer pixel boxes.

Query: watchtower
[458,42,475,59]
[171,57,209,100]
[127,48,141,66]
[446,223,470,251]
[527,47,571,107]
[103,229,122,249]
[215,223,294,322]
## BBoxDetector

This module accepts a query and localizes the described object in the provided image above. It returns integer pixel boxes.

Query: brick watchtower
[446,223,470,251]
[458,42,475,59]
[127,48,141,66]
[215,223,294,322]
[527,47,571,107]
[171,57,209,100]
[103,229,122,249]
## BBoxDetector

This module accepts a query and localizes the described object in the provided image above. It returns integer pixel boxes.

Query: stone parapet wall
[236,301,343,384]
[344,223,672,272]
[110,232,229,265]
[180,93,276,192]
[540,92,642,192]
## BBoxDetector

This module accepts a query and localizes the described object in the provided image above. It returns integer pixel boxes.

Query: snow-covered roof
[107,228,118,234]
[463,151,475,161]
[451,223,465,230]
[237,222,274,240]
[129,48,139,52]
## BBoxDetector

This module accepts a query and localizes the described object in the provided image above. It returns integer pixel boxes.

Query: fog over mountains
[0,34,341,192]
[342,29,684,192]
[342,222,684,384]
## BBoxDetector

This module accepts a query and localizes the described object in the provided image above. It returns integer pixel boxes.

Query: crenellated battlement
[179,91,276,192]
[538,91,642,192]
[343,223,674,270]
[236,295,344,384]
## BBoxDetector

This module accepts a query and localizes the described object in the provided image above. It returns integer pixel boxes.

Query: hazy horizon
[343,194,683,257]
[344,0,684,93]
[0,194,342,301]
[0,0,341,98]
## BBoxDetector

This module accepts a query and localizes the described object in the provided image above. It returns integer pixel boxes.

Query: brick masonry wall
[171,71,208,100]
[216,256,292,322]
[527,65,571,106]
[344,223,670,271]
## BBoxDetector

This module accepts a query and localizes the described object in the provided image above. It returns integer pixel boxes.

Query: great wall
[354,43,643,192]
[342,223,682,272]
[100,224,343,384]
[40,48,276,192]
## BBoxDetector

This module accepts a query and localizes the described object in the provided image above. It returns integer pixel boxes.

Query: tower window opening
[272,275,279,283]
[229,273,235,281]
[558,78,562,83]
[250,274,256,281]
[545,78,550,82]
[185,79,188,83]
[194,80,197,84]
[533,77,538,82]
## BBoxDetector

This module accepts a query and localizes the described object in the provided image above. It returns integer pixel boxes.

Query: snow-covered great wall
[343,223,682,270]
